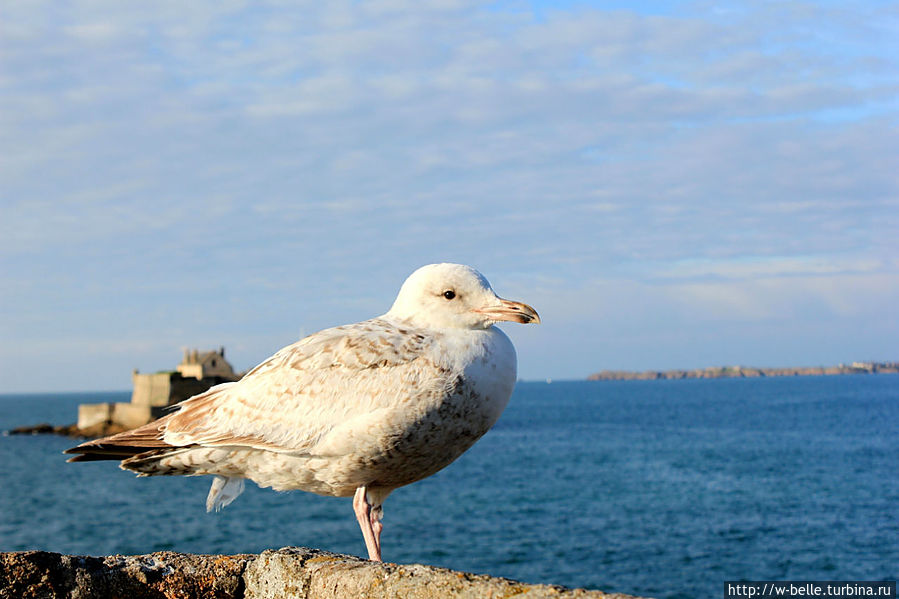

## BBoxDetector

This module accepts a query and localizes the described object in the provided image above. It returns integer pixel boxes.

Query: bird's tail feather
[64,414,176,463]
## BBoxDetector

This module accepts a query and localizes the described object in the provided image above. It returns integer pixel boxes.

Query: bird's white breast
[444,325,518,426]
[306,325,517,494]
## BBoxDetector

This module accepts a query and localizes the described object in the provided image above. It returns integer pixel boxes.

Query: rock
[0,550,249,599]
[0,548,648,599]
[4,422,132,439]
[6,423,56,435]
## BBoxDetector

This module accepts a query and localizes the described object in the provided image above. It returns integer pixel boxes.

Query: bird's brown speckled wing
[157,318,447,453]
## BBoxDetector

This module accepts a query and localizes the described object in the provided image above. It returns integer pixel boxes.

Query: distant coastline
[587,361,899,381]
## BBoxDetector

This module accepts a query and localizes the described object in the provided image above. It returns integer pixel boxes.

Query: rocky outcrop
[0,547,647,599]
[5,421,131,438]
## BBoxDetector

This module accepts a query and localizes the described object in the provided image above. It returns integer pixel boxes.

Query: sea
[1,376,896,599]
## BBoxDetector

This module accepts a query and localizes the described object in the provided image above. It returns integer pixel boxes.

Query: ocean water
[0,377,896,599]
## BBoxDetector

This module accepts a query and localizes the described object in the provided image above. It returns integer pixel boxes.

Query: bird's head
[386,263,540,330]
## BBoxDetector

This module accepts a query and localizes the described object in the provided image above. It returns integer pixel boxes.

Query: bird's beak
[475,298,541,324]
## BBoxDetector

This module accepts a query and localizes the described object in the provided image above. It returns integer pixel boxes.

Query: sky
[1,0,897,393]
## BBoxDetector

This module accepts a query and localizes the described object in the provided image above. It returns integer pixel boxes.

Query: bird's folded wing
[160,318,447,453]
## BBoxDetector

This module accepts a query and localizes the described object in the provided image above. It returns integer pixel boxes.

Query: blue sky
[1,0,897,392]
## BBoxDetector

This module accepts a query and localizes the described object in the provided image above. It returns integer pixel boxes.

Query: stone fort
[77,347,242,431]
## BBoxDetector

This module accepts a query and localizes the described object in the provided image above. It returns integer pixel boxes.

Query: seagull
[66,263,539,561]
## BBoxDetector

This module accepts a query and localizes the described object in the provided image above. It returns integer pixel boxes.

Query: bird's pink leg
[371,504,383,549]
[353,486,383,561]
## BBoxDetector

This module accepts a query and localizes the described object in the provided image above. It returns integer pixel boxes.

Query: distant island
[587,361,899,381]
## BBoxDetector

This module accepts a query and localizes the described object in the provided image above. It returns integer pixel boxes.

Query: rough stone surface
[0,548,648,599]
[0,550,249,599]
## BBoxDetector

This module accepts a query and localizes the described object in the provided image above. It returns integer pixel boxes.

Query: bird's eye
[443,290,456,300]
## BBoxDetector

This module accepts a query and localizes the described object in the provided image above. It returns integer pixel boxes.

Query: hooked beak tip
[476,299,540,325]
